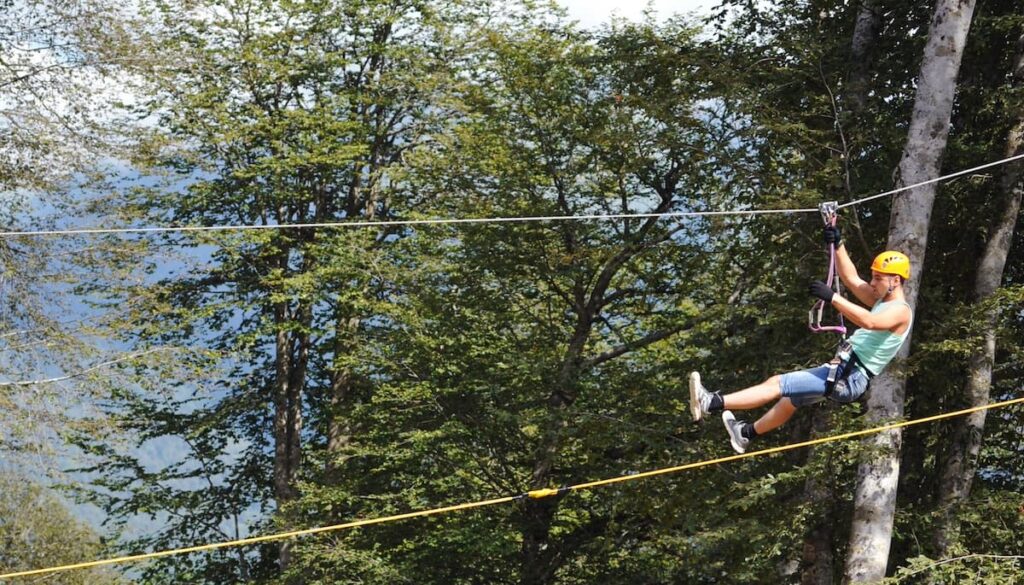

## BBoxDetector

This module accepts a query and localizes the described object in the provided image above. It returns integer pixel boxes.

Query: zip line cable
[835,152,1024,209]
[3,395,1022,580]
[2,152,1023,239]
[0,206,819,238]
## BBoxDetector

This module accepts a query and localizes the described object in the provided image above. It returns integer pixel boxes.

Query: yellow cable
[3,396,1022,580]
[566,395,1024,494]
[0,495,519,579]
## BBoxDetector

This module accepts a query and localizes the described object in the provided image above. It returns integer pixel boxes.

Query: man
[689,225,913,453]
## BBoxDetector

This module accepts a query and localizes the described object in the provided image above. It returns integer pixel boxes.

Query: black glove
[823,225,842,247]
[808,280,835,302]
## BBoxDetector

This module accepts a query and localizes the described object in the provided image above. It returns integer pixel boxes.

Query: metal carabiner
[819,201,839,226]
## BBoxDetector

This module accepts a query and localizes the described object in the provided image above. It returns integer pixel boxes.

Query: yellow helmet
[871,251,911,280]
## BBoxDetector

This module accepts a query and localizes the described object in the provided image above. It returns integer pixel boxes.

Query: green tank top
[847,300,913,376]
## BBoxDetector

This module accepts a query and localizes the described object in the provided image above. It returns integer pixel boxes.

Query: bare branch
[0,348,172,387]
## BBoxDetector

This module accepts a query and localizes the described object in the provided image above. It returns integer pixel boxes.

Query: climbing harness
[808,201,847,336]
[822,339,875,399]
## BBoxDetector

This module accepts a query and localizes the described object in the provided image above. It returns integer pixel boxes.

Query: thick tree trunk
[843,1,976,582]
[932,33,1024,553]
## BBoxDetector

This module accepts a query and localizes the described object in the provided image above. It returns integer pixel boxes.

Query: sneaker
[688,371,712,422]
[722,411,750,454]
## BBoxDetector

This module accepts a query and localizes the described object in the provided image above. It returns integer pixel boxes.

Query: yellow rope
[565,395,1024,494]
[3,396,1021,580]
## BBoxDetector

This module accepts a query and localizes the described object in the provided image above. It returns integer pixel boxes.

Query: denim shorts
[779,364,869,407]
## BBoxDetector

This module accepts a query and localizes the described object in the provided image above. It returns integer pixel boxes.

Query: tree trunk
[801,408,837,585]
[326,315,361,466]
[932,31,1024,554]
[847,0,883,115]
[272,296,312,571]
[519,318,589,585]
[272,302,296,569]
[843,1,976,582]
[273,307,298,504]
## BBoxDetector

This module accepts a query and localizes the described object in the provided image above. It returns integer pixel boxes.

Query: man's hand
[824,225,842,247]
[808,280,834,303]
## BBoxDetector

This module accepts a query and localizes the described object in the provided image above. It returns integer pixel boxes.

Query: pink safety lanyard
[808,201,847,336]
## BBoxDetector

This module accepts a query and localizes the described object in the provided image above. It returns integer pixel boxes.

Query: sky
[558,0,710,28]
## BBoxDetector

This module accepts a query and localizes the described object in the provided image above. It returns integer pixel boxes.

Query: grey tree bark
[932,29,1024,556]
[843,0,977,582]
[847,0,883,116]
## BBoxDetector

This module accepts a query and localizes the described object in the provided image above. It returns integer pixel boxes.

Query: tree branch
[586,221,685,315]
[0,347,171,387]
[580,325,687,371]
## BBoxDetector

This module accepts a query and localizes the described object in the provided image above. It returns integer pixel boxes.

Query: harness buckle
[824,341,854,396]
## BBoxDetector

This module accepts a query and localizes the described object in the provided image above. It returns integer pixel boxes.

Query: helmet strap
[885,276,899,299]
